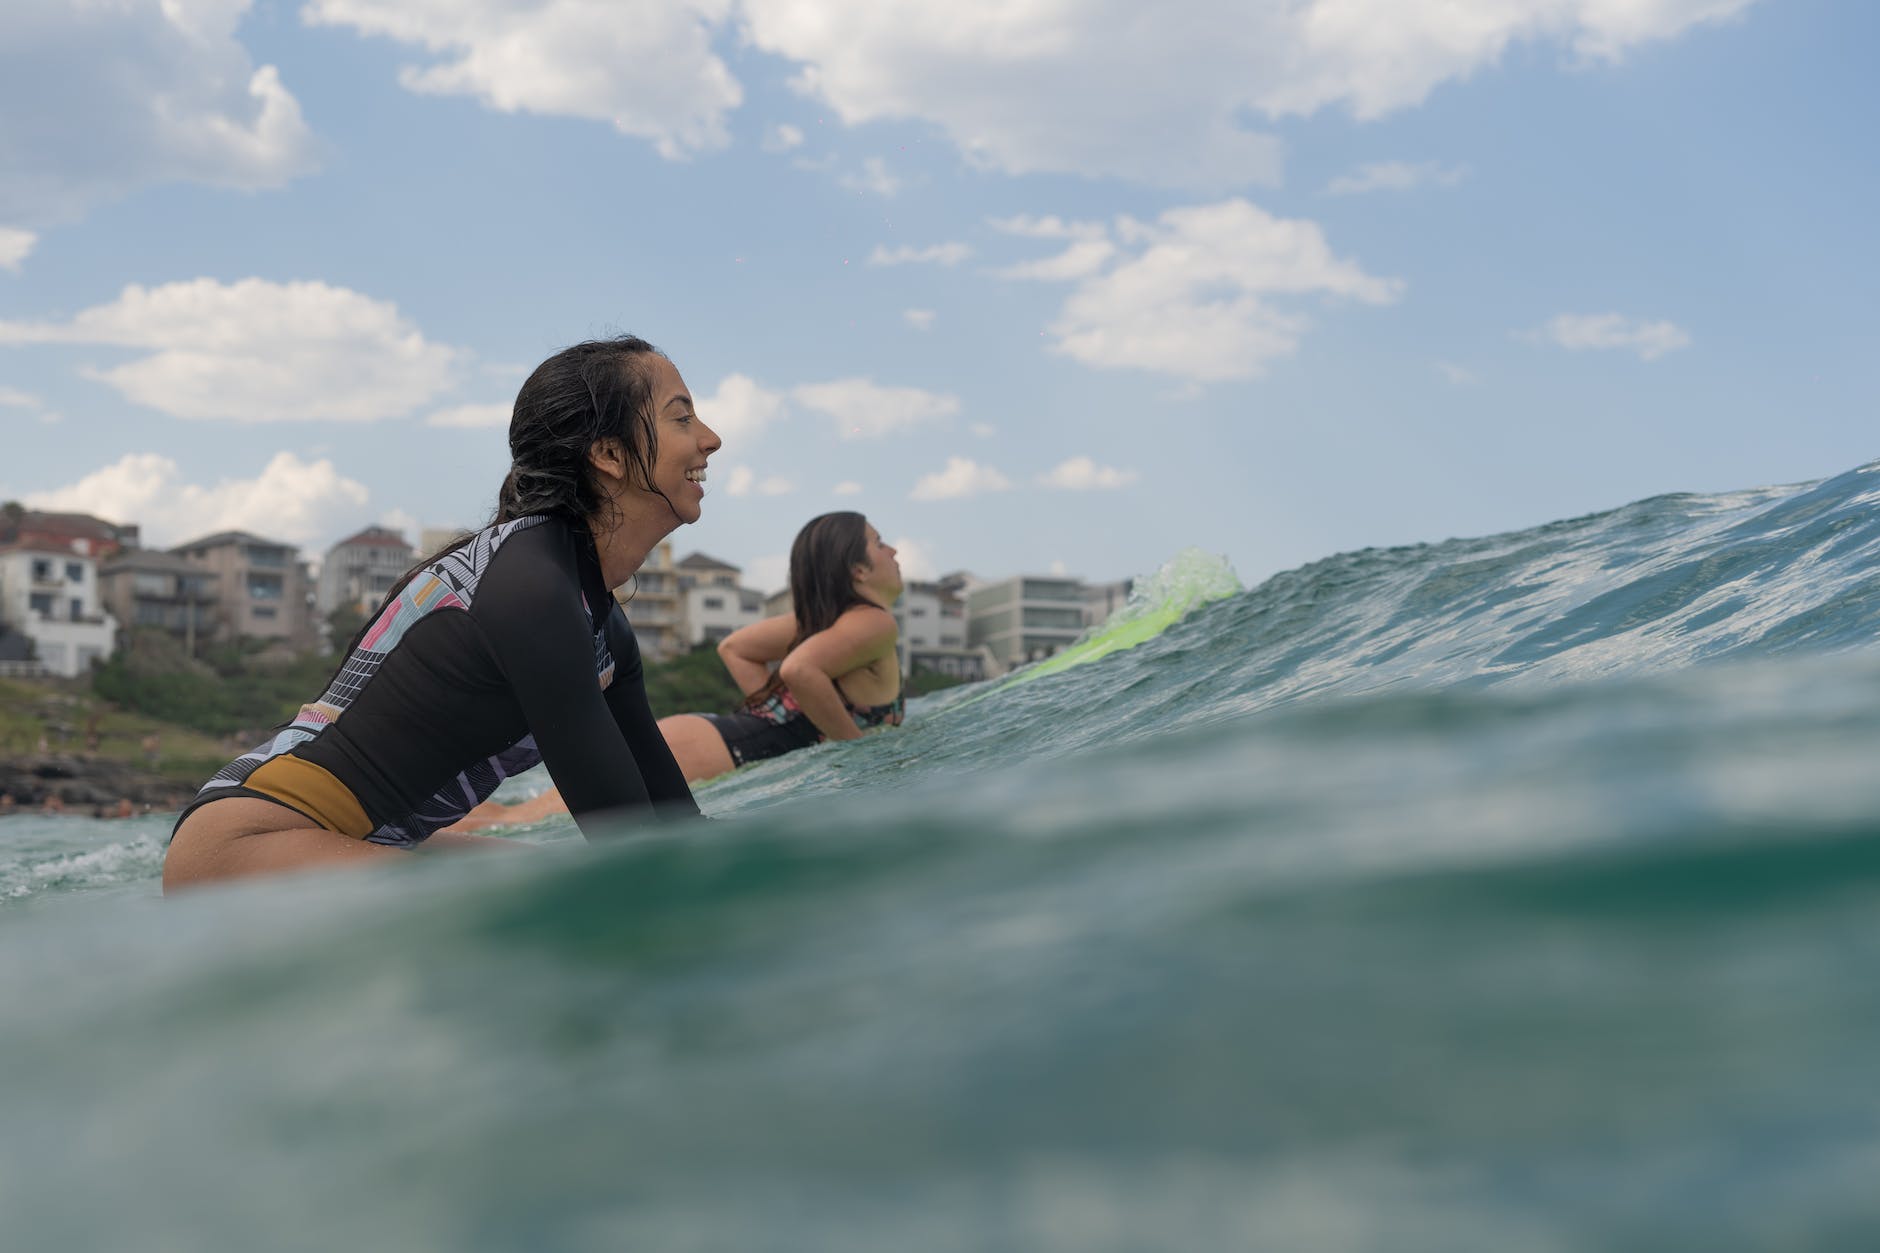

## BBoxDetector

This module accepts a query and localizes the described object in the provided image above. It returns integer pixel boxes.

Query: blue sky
[1,0,1873,594]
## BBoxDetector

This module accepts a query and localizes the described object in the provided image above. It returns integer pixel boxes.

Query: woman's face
[640,355,721,524]
[854,522,903,600]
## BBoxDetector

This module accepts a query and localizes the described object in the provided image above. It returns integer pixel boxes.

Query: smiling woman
[450,510,904,833]
[161,336,723,891]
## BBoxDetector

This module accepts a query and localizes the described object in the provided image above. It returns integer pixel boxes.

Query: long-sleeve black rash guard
[178,514,698,846]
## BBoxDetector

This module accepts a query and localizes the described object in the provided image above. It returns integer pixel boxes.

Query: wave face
[7,464,1880,1249]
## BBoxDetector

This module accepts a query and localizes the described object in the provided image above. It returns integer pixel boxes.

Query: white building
[675,552,766,648]
[965,574,1089,669]
[318,526,415,617]
[0,541,119,677]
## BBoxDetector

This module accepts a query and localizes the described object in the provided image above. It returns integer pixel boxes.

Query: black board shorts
[699,712,822,768]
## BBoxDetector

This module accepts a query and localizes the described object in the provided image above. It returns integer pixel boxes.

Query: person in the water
[668,510,904,777]
[162,335,722,891]
[450,511,902,830]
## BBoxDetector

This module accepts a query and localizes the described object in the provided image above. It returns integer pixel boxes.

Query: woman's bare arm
[718,614,798,696]
[777,606,899,742]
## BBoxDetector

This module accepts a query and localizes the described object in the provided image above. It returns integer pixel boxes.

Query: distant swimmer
[451,511,902,831]
[162,336,722,891]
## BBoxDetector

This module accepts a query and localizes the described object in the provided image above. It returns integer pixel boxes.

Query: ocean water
[6,463,1880,1250]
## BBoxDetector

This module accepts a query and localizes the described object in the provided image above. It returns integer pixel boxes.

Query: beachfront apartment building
[172,530,315,648]
[98,549,220,655]
[964,574,1089,670]
[675,552,765,648]
[317,526,415,618]
[616,540,682,661]
[0,542,119,677]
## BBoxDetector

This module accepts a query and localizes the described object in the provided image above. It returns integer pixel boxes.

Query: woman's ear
[587,437,628,483]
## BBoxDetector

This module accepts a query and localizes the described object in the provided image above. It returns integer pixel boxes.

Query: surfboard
[941,549,1241,709]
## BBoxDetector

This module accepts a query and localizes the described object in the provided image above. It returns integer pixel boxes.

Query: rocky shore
[0,753,194,813]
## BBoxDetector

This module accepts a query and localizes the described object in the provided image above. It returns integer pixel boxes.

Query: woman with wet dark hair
[163,335,722,890]
[456,512,901,827]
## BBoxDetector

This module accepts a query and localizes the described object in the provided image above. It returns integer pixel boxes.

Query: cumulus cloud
[910,456,1012,501]
[869,242,972,268]
[988,214,1108,241]
[302,0,740,160]
[903,308,937,331]
[0,1,317,226]
[1533,312,1692,360]
[792,378,960,438]
[993,238,1116,282]
[739,0,1759,187]
[698,373,787,445]
[745,552,789,594]
[998,198,1400,382]
[23,451,369,548]
[888,536,938,582]
[425,402,510,428]
[833,480,863,495]
[764,123,805,152]
[838,156,903,197]
[0,227,36,271]
[1038,456,1138,490]
[721,465,793,497]
[0,278,461,421]
[1326,160,1469,195]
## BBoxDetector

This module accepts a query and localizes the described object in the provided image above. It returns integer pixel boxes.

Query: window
[133,573,171,597]
[702,596,725,610]
[911,607,928,617]
[31,559,51,582]
[247,573,284,600]
[940,634,962,647]
[69,598,83,621]
[28,592,53,617]
[251,606,278,619]
[65,562,84,583]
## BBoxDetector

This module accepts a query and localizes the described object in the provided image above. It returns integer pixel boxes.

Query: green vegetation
[90,628,335,741]
[905,666,974,699]
[643,642,745,719]
[0,675,232,788]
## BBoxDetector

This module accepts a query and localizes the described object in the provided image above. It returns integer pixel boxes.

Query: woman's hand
[717,614,796,696]
[777,605,898,742]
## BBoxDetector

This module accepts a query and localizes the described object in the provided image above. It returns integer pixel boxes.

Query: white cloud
[0,278,461,421]
[698,373,787,445]
[868,242,972,268]
[720,465,793,497]
[379,509,420,545]
[988,214,1107,241]
[903,308,937,331]
[993,238,1116,282]
[302,0,740,160]
[739,0,1759,187]
[764,122,805,152]
[910,456,1012,501]
[746,552,789,595]
[0,2,317,226]
[1326,160,1469,195]
[1001,198,1400,382]
[838,156,903,197]
[0,227,36,271]
[425,402,510,428]
[0,386,37,408]
[1038,456,1138,490]
[887,536,938,582]
[833,480,864,496]
[24,452,369,548]
[792,378,960,439]
[1533,312,1692,360]
[1435,360,1480,385]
